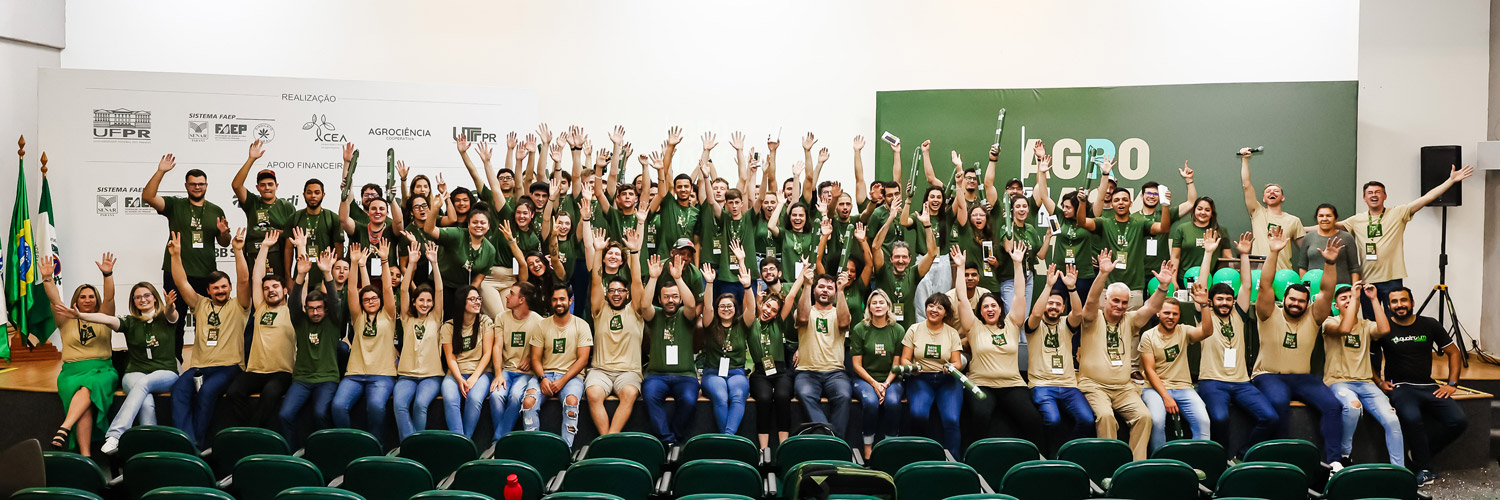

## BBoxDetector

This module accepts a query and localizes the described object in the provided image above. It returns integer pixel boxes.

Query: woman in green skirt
[41,253,120,455]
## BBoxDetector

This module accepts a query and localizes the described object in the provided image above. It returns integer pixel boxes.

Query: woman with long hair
[40,253,118,455]
[332,242,398,445]
[769,196,816,276]
[747,258,808,449]
[1036,151,1098,298]
[998,194,1048,318]
[953,246,1046,450]
[899,276,965,456]
[392,241,444,440]
[70,278,179,455]
[441,284,494,437]
[849,288,907,459]
[697,242,754,434]
[1170,196,1234,283]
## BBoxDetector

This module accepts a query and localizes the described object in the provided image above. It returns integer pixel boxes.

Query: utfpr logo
[452,126,496,143]
[303,114,346,143]
[93,108,152,141]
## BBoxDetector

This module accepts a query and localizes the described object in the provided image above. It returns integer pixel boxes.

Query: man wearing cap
[231,140,295,280]
[655,238,705,302]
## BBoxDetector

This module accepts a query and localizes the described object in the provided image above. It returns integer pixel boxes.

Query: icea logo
[93,108,152,141]
[1019,129,1150,181]
[303,114,346,143]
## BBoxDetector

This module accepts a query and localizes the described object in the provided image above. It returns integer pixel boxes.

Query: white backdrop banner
[37,68,537,331]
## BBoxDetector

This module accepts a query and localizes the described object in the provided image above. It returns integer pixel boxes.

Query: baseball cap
[673,238,694,250]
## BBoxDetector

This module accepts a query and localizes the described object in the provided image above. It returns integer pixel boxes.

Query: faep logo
[303,114,346,144]
[452,126,496,143]
[93,108,152,141]
[1018,127,1151,181]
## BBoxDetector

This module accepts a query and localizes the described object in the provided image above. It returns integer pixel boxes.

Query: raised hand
[436,174,448,198]
[537,123,552,145]
[289,226,308,249]
[263,228,283,247]
[217,217,229,235]
[668,257,684,278]
[802,132,817,151]
[1031,140,1046,162]
[350,242,366,263]
[1267,226,1288,252]
[592,227,609,251]
[1361,282,1377,299]
[424,242,439,263]
[342,142,356,163]
[406,239,419,262]
[701,132,718,151]
[852,135,865,152]
[231,227,246,253]
[1098,155,1117,175]
[1449,164,1476,182]
[853,222,867,241]
[505,132,518,151]
[949,245,965,266]
[609,125,626,146]
[317,247,335,273]
[549,143,563,163]
[1238,147,1255,158]
[1202,228,1221,252]
[1043,264,1059,286]
[820,216,834,239]
[818,147,830,164]
[477,141,493,163]
[497,221,514,242]
[1063,264,1079,289]
[729,131,745,151]
[1179,161,1194,182]
[920,139,931,155]
[1235,231,1253,255]
[1096,249,1117,274]
[791,160,806,180]
[624,228,642,252]
[296,252,312,276]
[1008,241,1027,263]
[799,258,814,282]
[951,150,962,167]
[396,160,410,180]
[1318,234,1345,262]
[1192,282,1209,305]
[248,140,266,160]
[96,252,116,275]
[648,254,663,279]
[730,238,746,262]
[702,262,717,283]
[164,290,178,308]
[455,132,470,153]
[915,208,931,226]
[829,181,843,203]
[1151,260,1178,289]
[666,126,684,147]
[167,232,182,256]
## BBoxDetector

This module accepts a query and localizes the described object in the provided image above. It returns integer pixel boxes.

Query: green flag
[5,158,37,359]
[30,175,57,342]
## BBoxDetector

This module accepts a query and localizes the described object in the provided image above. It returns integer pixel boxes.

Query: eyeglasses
[132,294,154,300]
[186,182,208,188]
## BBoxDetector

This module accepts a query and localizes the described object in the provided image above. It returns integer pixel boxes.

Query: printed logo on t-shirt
[816,317,829,335]
[924,344,940,359]
[414,323,425,340]
[1344,334,1361,349]
[79,324,97,344]
[362,322,377,338]
[874,343,887,356]
[259,311,277,326]
[207,311,221,326]
[610,315,623,332]
[552,338,566,354]
[993,332,1008,347]
[1164,345,1180,362]
[1282,332,1297,349]
[511,332,525,347]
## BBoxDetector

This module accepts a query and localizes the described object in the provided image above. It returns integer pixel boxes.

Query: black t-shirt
[1373,316,1452,385]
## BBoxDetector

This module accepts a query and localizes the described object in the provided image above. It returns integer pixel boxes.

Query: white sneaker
[101,436,119,455]
[1329,461,1344,473]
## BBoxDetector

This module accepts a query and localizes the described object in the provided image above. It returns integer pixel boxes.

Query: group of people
[44,125,1474,485]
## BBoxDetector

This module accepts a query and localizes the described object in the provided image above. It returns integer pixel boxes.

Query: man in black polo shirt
[1372,287,1467,486]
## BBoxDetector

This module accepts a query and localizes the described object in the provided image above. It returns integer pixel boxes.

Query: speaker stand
[1416,206,1475,367]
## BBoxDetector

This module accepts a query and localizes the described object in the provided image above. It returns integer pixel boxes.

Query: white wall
[0,0,63,184]
[1358,0,1489,347]
[39,0,1492,340]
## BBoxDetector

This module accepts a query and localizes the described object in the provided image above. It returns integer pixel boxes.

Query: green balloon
[1211,268,1241,294]
[1182,266,1202,287]
[1274,269,1301,301]
[1149,277,1176,296]
[1302,269,1325,301]
[1248,270,1262,303]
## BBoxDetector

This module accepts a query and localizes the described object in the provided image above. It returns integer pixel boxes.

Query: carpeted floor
[1425,464,1500,499]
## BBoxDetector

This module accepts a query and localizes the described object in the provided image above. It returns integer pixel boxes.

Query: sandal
[50,426,70,449]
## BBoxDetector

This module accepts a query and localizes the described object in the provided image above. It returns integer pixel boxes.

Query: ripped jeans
[521,372,585,446]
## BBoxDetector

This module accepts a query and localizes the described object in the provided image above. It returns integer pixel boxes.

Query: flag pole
[4,136,21,362]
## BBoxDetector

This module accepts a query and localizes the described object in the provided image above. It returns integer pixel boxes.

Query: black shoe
[1416,470,1438,486]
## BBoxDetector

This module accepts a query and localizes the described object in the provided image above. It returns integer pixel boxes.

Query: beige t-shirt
[60,317,112,363]
[531,315,593,373]
[1026,318,1077,387]
[442,315,493,375]
[1342,203,1414,283]
[1078,310,1144,390]
[1323,317,1384,385]
[967,321,1025,388]
[798,306,845,372]
[902,321,962,373]
[494,310,543,373]
[1250,206,1306,273]
[246,301,294,374]
[347,311,398,376]
[397,312,443,378]
[1199,309,1250,383]
[592,305,644,373]
[1252,309,1321,377]
[1139,325,1193,390]
[192,298,248,369]
[943,286,991,330]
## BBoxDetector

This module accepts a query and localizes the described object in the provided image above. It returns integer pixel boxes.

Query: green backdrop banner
[874,82,1358,235]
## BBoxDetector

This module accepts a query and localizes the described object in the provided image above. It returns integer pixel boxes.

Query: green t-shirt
[1139,208,1169,279]
[347,201,368,226]
[843,280,867,326]
[875,264,921,330]
[1050,216,1097,279]
[715,212,758,275]
[1170,222,1224,280]
[120,315,177,373]
[747,317,790,369]
[849,321,905,380]
[697,323,749,370]
[654,265,705,306]
[351,222,400,274]
[754,213,776,261]
[646,307,696,375]
[435,227,499,289]
[158,196,227,275]
[1091,214,1154,290]
[293,304,343,383]
[286,208,344,258]
[658,197,699,251]
[997,222,1043,282]
[780,231,816,270]
[698,201,721,263]
[553,234,584,282]
[241,197,296,269]
[604,209,641,246]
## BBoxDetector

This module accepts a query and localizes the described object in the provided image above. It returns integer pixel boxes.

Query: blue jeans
[171,364,241,445]
[642,373,700,444]
[333,375,395,445]
[1142,388,1211,453]
[1362,279,1402,320]
[489,371,538,440]
[905,373,964,455]
[1197,379,1278,458]
[523,372,584,446]
[1001,273,1035,319]
[1390,384,1468,471]
[701,368,750,434]
[1032,386,1095,439]
[441,372,493,437]
[278,380,336,449]
[1330,381,1404,465]
[392,376,442,441]
[852,378,904,445]
[1252,373,1344,462]
[795,370,852,438]
[108,370,179,439]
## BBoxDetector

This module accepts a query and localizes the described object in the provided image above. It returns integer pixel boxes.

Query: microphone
[1235,146,1265,157]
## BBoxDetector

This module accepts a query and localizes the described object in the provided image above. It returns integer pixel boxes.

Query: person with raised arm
[867,135,906,257]
[225,227,298,429]
[1138,285,1214,454]
[748,257,808,449]
[1096,159,1192,278]
[584,228,649,436]
[526,284,593,446]
[277,246,343,448]
[956,246,1045,450]
[41,253,117,455]
[391,241,445,441]
[1168,162,1233,281]
[1024,253,1094,458]
[73,279,179,455]
[1076,166,1170,308]
[425,187,499,321]
[794,262,853,437]
[1300,204,1362,286]
[1034,144,1098,296]
[339,143,402,284]
[872,198,937,331]
[897,246,966,457]
[769,161,817,278]
[231,140,295,279]
[167,228,251,446]
[1193,231,1278,460]
[331,242,399,445]
[284,178,344,287]
[142,152,228,361]
[1341,164,1474,317]
[1238,147,1306,274]
[1322,282,1400,470]
[640,255,701,445]
[1076,249,1175,460]
[488,280,544,441]
[1249,227,1341,464]
[698,241,755,435]
[441,282,493,438]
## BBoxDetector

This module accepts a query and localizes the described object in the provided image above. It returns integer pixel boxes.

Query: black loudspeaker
[1419,145,1462,207]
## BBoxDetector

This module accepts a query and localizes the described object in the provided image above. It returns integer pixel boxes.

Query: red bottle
[504,474,522,500]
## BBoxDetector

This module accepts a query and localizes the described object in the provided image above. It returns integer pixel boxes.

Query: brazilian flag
[5,157,37,360]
